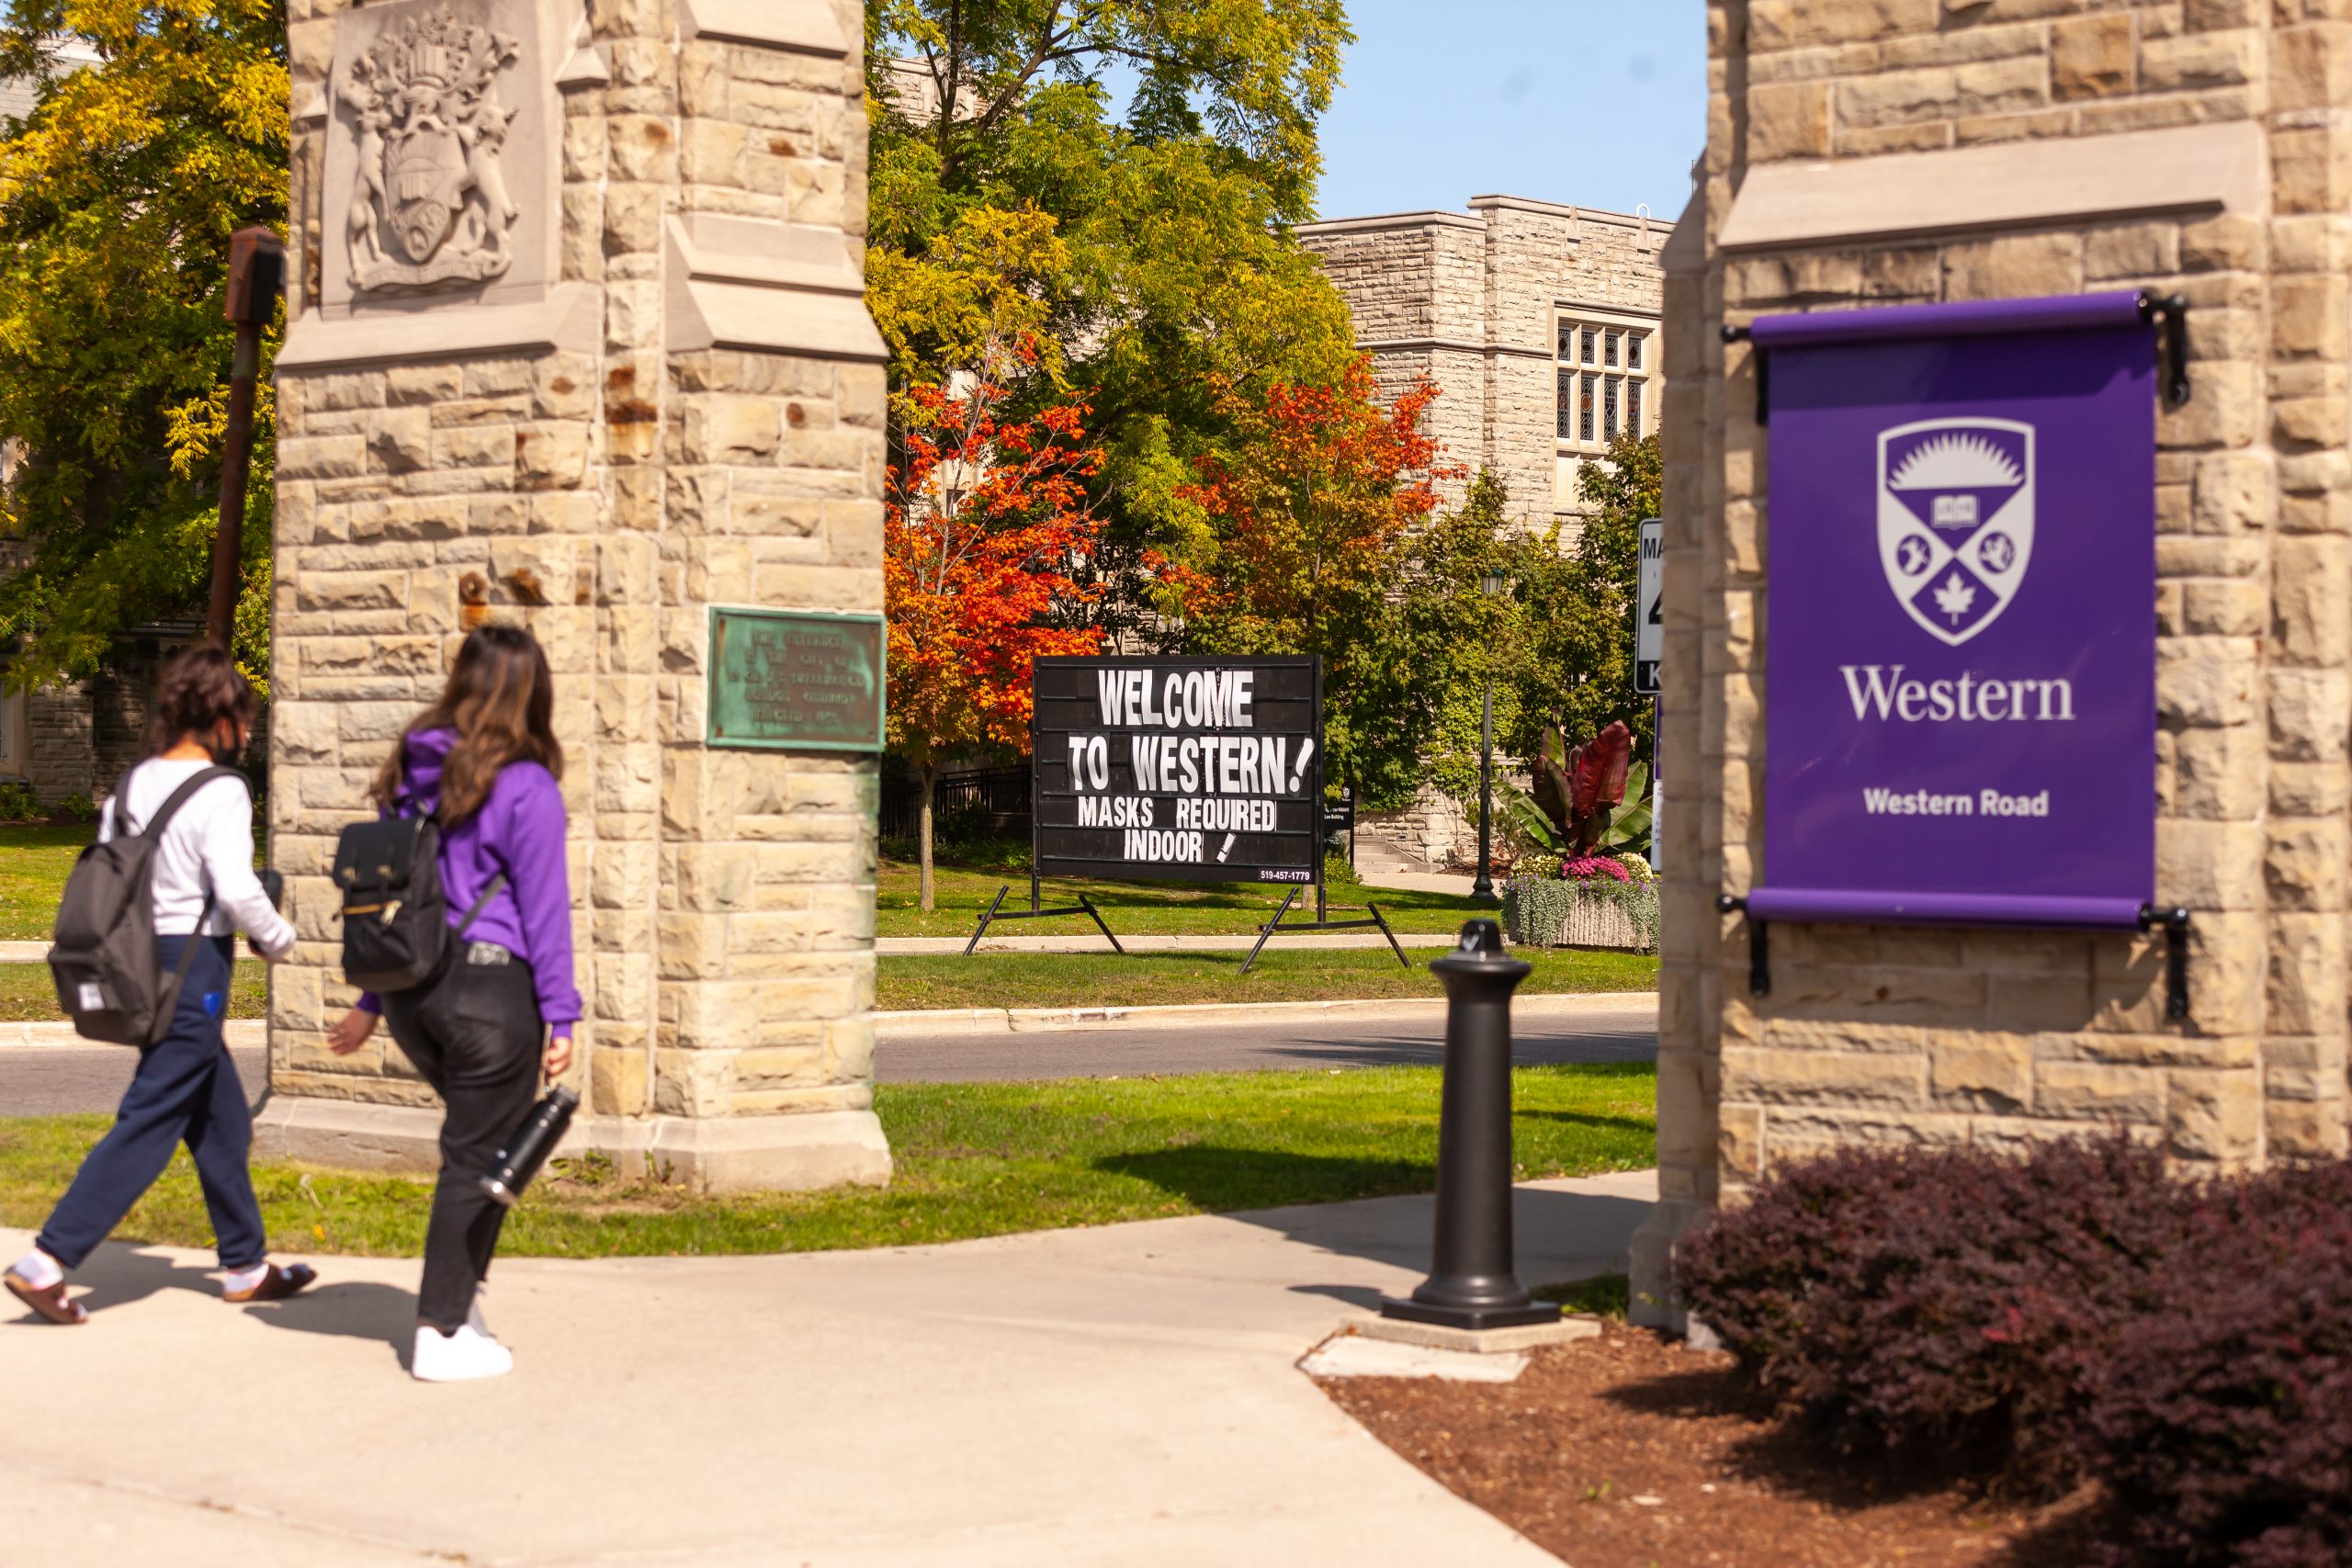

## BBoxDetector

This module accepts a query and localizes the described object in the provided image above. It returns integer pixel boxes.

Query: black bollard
[1381,918,1562,1331]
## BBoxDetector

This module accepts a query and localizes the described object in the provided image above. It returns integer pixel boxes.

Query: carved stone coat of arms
[339,6,523,291]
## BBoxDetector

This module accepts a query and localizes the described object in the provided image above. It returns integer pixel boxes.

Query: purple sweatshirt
[356,728,582,1037]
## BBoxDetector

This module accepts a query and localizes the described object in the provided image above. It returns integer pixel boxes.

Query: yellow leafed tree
[0,0,287,693]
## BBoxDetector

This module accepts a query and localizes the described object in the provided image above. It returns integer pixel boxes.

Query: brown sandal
[6,1268,88,1325]
[224,1262,317,1304]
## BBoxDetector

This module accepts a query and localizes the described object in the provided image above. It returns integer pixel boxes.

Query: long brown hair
[147,643,256,757]
[373,625,562,826]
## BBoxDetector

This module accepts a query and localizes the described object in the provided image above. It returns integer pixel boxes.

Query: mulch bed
[1314,1324,2108,1567]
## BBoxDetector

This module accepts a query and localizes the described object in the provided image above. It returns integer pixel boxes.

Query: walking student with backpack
[322,624,580,1382]
[7,645,317,1325]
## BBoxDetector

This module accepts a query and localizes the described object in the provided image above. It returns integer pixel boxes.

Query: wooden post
[209,227,284,649]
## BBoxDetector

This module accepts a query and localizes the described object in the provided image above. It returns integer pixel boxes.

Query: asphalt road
[0,1004,1658,1116]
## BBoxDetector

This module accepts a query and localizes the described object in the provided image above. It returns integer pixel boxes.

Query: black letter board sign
[1032,655,1322,886]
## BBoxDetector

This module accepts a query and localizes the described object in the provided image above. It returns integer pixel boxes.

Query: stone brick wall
[22,686,94,805]
[1299,197,1671,528]
[1648,1,2352,1318]
[264,0,888,1190]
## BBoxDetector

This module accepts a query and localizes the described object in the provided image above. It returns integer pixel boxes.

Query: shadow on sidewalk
[1,1246,218,1325]
[243,1280,418,1366]
[1097,1146,1653,1283]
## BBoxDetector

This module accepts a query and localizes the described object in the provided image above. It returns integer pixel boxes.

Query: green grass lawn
[0,1062,1657,1258]
[0,961,268,1022]
[0,824,88,942]
[878,859,1499,940]
[877,947,1657,1011]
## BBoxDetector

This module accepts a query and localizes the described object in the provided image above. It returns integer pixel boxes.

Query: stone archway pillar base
[1625,1195,1705,1336]
[253,1098,891,1196]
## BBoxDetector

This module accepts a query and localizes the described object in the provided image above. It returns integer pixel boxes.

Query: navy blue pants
[38,935,266,1272]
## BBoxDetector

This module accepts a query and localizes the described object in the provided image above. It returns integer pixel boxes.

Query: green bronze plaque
[707,606,887,752]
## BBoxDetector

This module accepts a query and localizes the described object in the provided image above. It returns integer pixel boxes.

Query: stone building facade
[1298,197,1671,530]
[1298,197,1671,873]
[0,611,209,811]
[255,0,891,1192]
[1640,1,2352,1326]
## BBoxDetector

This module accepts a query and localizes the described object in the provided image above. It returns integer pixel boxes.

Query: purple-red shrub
[1676,1138,2190,1489]
[2075,1161,2352,1568]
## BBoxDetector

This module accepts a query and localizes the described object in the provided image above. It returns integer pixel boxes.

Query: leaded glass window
[1554,311,1658,457]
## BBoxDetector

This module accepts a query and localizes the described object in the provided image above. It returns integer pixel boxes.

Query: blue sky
[1312,1,1708,223]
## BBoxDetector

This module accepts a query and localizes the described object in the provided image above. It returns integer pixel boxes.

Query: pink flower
[1560,854,1632,883]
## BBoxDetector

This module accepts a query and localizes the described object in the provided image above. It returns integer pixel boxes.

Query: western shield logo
[1876,417,2034,647]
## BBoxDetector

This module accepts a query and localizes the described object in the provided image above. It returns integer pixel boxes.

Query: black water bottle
[477,1085,579,1207]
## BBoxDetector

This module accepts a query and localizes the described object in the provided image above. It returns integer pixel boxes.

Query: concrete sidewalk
[878,931,1462,953]
[0,1171,1655,1565]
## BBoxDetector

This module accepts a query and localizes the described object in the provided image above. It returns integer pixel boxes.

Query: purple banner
[1756,293,2157,927]
[1749,290,2151,350]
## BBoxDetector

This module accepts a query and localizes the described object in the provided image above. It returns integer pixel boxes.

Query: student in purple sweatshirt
[324,625,580,1382]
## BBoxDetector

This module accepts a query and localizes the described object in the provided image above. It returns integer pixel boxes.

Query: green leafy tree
[1503,432,1661,768]
[1357,468,1522,812]
[0,1,287,692]
[865,0,1360,619]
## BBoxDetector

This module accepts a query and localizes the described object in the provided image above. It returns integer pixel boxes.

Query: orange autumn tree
[1175,358,1456,805]
[886,358,1106,910]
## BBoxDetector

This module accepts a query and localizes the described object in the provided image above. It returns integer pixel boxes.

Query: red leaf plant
[1532,720,1634,853]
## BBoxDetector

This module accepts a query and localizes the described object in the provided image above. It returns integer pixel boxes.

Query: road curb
[873,990,1657,1040]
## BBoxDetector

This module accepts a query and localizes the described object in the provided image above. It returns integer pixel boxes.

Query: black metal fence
[878,766,1031,841]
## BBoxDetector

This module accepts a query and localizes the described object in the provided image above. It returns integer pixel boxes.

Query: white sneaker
[467,1284,490,1338]
[411,1322,514,1382]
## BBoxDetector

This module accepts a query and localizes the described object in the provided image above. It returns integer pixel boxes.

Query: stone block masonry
[1638,1,2352,1328]
[258,0,891,1193]
[1299,198,1669,532]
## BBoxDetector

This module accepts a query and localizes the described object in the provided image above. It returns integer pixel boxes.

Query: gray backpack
[47,765,243,1045]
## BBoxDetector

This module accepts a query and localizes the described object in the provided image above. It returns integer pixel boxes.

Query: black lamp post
[1471,566,1510,902]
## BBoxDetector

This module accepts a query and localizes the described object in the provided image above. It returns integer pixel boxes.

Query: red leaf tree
[1172,357,1460,800]
[885,357,1107,909]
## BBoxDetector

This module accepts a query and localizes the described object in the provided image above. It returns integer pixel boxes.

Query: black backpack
[49,765,243,1046]
[334,812,504,994]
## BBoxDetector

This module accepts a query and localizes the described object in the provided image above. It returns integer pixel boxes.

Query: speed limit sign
[1634,518,1663,695]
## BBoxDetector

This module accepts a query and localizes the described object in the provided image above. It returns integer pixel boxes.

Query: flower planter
[1500,876,1659,953]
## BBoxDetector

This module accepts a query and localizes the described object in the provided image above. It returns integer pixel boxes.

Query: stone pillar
[257,0,891,1193]
[1636,1,2352,1328]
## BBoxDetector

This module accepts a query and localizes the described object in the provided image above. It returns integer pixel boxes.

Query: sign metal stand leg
[1242,886,1300,975]
[964,883,1128,954]
[1243,896,1412,975]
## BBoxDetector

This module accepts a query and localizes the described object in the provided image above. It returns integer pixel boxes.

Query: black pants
[40,936,266,1271]
[381,950,542,1332]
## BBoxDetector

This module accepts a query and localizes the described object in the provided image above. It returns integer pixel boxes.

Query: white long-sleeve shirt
[99,759,296,959]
